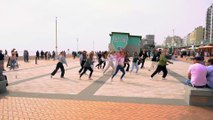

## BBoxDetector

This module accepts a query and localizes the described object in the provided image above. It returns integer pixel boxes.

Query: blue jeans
[112,65,125,80]
[131,62,138,73]
[185,80,206,88]
[185,80,192,86]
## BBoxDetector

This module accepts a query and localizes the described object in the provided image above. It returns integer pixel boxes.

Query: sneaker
[149,77,153,80]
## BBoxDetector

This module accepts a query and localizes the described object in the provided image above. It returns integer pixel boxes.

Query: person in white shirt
[103,51,115,75]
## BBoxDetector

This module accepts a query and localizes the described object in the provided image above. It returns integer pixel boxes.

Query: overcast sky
[0,0,212,52]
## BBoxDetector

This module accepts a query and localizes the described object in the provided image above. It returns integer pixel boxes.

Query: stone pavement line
[78,72,111,97]
[9,66,80,86]
[168,68,187,83]
[4,90,187,106]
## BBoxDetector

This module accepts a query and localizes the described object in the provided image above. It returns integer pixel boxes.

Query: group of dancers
[50,49,173,81]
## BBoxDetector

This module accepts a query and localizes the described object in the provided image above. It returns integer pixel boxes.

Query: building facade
[188,26,205,45]
[164,36,184,48]
[205,3,213,44]
[141,35,155,49]
[108,32,141,56]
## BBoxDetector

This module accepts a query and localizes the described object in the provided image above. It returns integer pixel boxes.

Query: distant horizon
[0,0,212,52]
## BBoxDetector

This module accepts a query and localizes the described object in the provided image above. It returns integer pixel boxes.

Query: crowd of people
[76,48,173,82]
[0,48,212,89]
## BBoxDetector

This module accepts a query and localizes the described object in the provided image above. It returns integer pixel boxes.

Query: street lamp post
[172,29,175,54]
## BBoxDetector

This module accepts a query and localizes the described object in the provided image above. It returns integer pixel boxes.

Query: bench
[185,85,213,106]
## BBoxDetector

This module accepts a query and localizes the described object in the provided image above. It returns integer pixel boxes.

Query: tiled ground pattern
[0,97,213,120]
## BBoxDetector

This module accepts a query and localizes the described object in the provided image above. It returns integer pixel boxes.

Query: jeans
[131,62,138,73]
[185,80,207,88]
[111,65,125,80]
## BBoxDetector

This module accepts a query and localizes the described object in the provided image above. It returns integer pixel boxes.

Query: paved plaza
[0,58,213,120]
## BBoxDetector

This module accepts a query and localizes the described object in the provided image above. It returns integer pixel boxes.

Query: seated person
[185,56,207,88]
[206,59,213,88]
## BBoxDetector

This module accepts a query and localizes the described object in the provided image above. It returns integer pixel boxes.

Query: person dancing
[111,50,125,82]
[79,51,94,80]
[51,51,68,78]
[130,51,139,74]
[124,51,130,72]
[78,51,87,74]
[150,50,173,80]
[103,51,115,75]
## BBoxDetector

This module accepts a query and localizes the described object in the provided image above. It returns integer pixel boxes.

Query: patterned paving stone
[0,97,213,120]
[1,58,213,119]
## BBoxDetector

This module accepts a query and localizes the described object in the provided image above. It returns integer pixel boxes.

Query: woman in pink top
[111,50,125,82]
